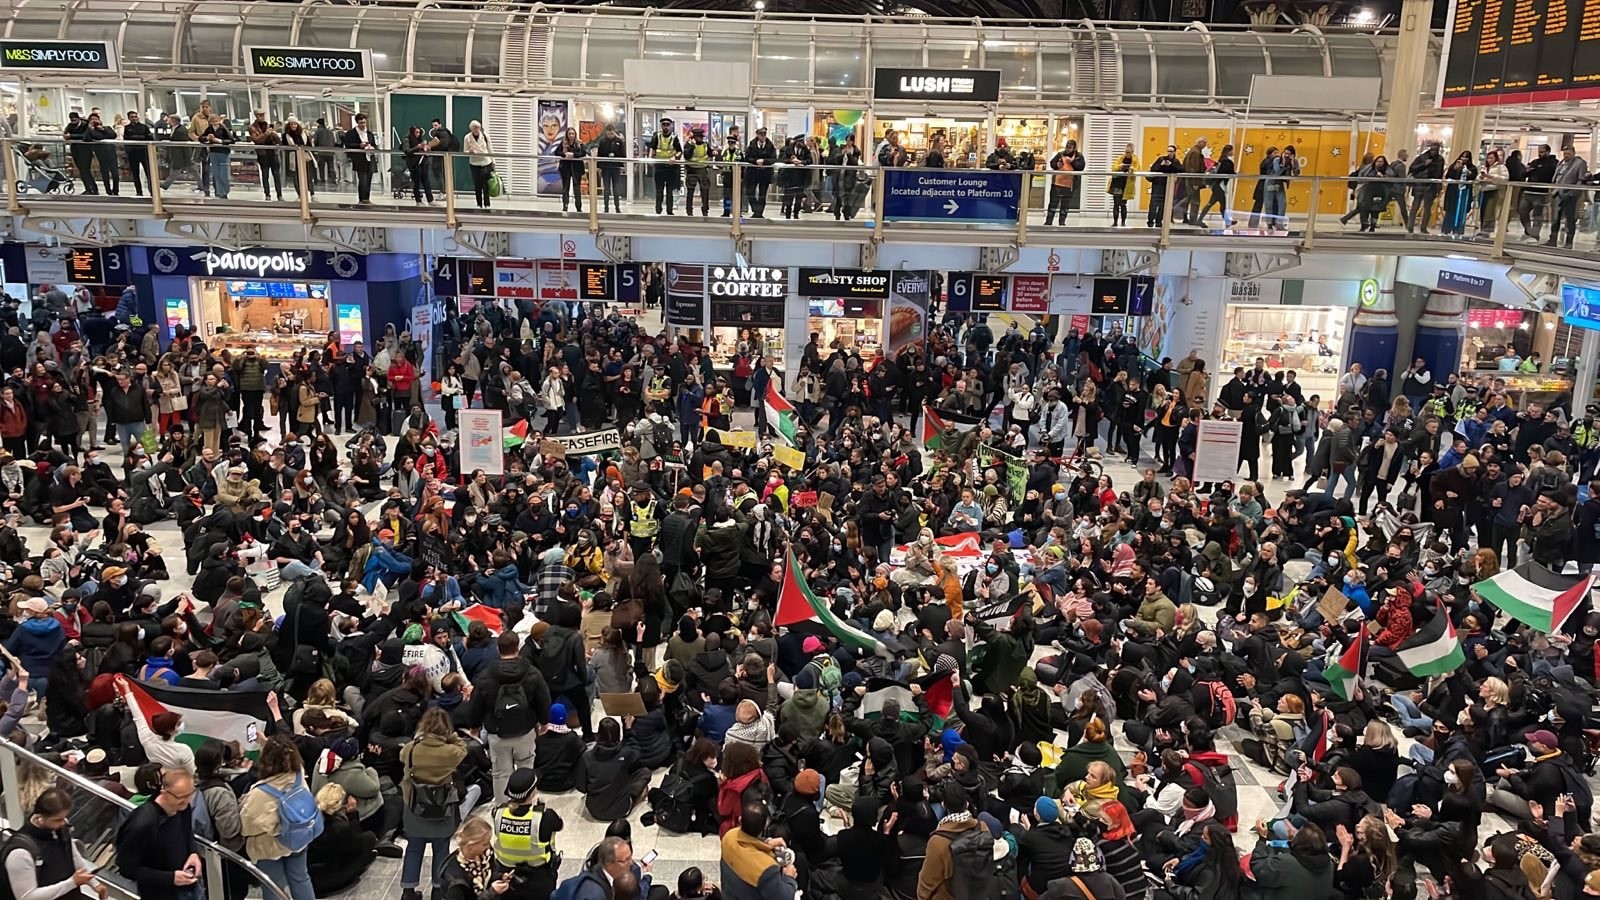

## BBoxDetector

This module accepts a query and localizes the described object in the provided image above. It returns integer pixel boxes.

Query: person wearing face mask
[6,788,106,900]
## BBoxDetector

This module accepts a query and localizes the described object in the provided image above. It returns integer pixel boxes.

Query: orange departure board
[1443,0,1600,104]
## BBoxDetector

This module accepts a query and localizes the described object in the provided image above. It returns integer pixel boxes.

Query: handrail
[0,739,293,900]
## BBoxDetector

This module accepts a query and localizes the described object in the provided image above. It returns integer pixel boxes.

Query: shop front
[792,267,889,373]
[1220,285,1349,401]
[1460,302,1577,405]
[0,39,134,135]
[869,67,1000,168]
[129,247,424,361]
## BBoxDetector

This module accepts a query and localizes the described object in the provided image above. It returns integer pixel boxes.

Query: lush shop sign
[245,47,371,80]
[0,40,116,72]
[872,67,1002,102]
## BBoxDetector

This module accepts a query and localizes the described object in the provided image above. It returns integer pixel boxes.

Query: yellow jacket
[1109,154,1141,199]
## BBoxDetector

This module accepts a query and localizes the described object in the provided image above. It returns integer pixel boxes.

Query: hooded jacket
[5,615,65,676]
[575,738,646,821]
[779,688,830,740]
[466,656,551,737]
[1244,842,1338,900]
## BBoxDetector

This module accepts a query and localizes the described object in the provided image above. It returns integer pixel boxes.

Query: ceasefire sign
[881,169,1021,225]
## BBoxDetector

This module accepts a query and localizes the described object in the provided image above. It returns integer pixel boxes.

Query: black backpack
[645,762,696,833]
[937,826,997,900]
[489,679,534,736]
[1188,759,1239,830]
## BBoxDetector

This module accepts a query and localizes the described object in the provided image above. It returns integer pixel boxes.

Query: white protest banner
[1192,419,1243,484]
[548,428,622,455]
[460,409,504,475]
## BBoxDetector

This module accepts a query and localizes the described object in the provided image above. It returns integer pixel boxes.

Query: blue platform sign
[881,169,1021,225]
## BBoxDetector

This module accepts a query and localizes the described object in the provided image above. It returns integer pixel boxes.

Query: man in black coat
[341,113,378,203]
[743,126,778,217]
[122,110,155,197]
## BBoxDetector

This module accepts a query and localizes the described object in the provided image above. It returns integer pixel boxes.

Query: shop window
[1327,36,1382,77]
[1262,34,1326,77]
[1040,47,1074,96]
[815,39,865,89]
[586,27,639,81]
[644,30,698,60]
[550,25,582,82]
[702,29,753,65]
[983,40,1039,92]
[756,39,809,85]
[1212,36,1267,100]
[1150,34,1210,98]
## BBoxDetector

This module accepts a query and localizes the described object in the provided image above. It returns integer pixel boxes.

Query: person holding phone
[113,769,203,900]
[6,789,106,900]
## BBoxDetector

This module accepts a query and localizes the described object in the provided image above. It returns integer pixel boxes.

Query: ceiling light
[1351,9,1373,23]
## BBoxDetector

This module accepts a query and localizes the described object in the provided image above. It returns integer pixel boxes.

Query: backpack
[1196,680,1237,728]
[489,679,535,736]
[138,664,174,685]
[1187,759,1239,831]
[938,826,997,900]
[407,780,459,820]
[256,772,324,853]
[551,872,607,900]
[645,762,697,833]
[806,655,842,695]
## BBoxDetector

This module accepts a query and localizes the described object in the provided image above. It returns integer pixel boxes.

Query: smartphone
[640,850,658,866]
[1008,809,1022,825]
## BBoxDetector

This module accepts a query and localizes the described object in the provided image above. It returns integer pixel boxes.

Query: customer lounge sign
[245,47,371,80]
[872,67,1002,102]
[0,40,116,73]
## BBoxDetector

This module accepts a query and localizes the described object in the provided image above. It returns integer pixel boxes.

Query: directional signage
[881,169,1021,225]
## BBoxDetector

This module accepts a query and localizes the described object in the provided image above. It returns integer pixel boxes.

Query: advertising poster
[887,269,932,357]
[1048,276,1093,316]
[666,263,708,329]
[164,297,192,340]
[1193,419,1243,484]
[536,99,568,196]
[495,259,536,299]
[336,303,364,348]
[460,409,504,474]
[410,299,434,396]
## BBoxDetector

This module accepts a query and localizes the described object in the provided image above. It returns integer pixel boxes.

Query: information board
[971,275,1008,312]
[67,249,102,285]
[1439,0,1600,106]
[579,263,613,301]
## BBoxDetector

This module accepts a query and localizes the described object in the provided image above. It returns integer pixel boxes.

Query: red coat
[1375,600,1414,648]
[716,767,769,836]
[0,401,28,439]
[387,359,416,393]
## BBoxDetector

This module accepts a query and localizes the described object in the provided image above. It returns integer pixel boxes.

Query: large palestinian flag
[1397,600,1467,678]
[764,381,800,446]
[451,603,506,636]
[921,404,983,451]
[856,677,916,720]
[1473,563,1594,634]
[1324,628,1367,701]
[116,675,273,756]
[774,548,886,656]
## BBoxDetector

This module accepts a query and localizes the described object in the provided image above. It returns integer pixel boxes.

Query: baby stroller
[14,143,73,195]
[389,153,411,199]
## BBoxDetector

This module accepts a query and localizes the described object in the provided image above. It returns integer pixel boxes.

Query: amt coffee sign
[708,266,787,298]
[246,47,371,80]
[0,40,116,72]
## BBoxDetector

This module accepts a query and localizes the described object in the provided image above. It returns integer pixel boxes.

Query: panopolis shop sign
[0,40,116,72]
[245,47,371,80]
[872,67,1002,102]
[206,250,310,277]
[708,265,788,299]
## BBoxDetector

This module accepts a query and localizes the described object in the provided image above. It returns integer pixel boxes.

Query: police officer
[625,483,661,559]
[1576,405,1600,479]
[684,126,713,217]
[491,768,561,900]
[718,132,745,217]
[650,117,683,216]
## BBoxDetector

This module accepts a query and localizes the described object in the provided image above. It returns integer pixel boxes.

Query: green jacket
[1244,844,1339,900]
[973,619,1034,697]
[233,354,267,392]
[1127,590,1176,635]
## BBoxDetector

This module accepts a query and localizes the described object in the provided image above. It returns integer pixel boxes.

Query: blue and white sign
[881,169,1021,225]
[1436,270,1493,300]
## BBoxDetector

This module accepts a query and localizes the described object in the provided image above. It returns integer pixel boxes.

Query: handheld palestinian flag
[775,548,887,656]
[1295,707,1336,763]
[451,603,506,636]
[1472,562,1594,635]
[921,404,983,451]
[1397,599,1466,678]
[1324,628,1367,701]
[504,419,530,450]
[856,677,917,720]
[764,381,800,446]
[116,675,273,756]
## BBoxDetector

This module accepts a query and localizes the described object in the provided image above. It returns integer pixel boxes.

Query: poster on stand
[536,100,569,196]
[460,409,505,474]
[887,270,932,357]
[1192,419,1243,484]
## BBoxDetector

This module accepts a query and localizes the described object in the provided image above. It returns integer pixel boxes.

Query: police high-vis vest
[1577,418,1600,450]
[493,806,553,867]
[630,499,660,538]
[654,134,678,160]
[687,141,711,166]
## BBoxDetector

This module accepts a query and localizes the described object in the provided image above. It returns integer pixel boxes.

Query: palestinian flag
[1473,563,1594,634]
[1397,600,1467,678]
[116,675,273,756]
[452,603,505,636]
[1324,629,1367,701]
[921,404,983,451]
[892,532,984,562]
[764,381,800,446]
[856,677,916,720]
[1295,707,1336,763]
[774,548,885,656]
[504,419,529,450]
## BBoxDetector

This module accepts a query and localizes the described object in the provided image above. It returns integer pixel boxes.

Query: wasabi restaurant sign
[245,47,370,80]
[0,40,116,73]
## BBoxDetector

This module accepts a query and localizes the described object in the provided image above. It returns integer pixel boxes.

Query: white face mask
[112,577,127,587]
[1443,769,1460,786]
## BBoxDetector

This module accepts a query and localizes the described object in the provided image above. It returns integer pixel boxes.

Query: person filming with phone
[113,770,203,900]
[4,789,108,900]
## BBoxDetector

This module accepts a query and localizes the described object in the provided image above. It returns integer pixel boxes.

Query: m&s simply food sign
[0,40,116,72]
[245,47,371,80]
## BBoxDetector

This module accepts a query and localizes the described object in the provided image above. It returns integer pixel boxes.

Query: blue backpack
[257,773,324,853]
